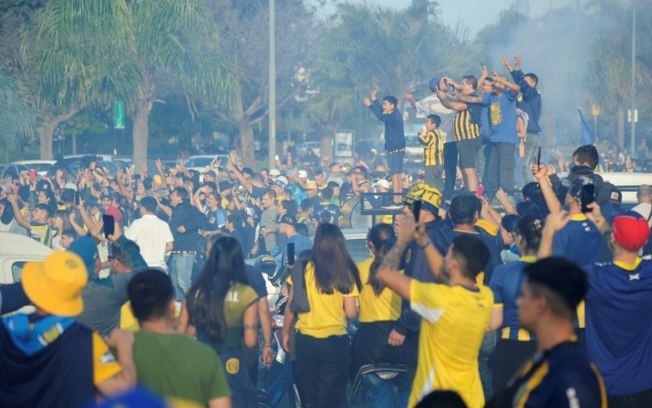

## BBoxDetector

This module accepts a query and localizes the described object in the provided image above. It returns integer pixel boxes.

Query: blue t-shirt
[552,215,603,266]
[281,233,313,268]
[490,259,536,341]
[313,203,342,226]
[584,258,652,397]
[483,92,518,144]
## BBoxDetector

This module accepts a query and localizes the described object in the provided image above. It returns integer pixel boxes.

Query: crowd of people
[0,53,651,408]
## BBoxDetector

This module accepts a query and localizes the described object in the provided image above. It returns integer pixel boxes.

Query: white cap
[373,179,390,189]
[297,170,308,179]
[269,169,281,177]
[275,176,289,186]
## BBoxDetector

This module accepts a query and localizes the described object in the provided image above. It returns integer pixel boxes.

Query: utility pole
[268,0,277,169]
[630,0,637,157]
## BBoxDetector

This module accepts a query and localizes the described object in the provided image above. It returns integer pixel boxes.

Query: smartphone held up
[102,214,115,237]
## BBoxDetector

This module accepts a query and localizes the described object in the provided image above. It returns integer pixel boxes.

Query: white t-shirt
[632,202,652,228]
[125,214,174,270]
[415,94,456,143]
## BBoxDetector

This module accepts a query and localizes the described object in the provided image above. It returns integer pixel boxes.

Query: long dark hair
[515,215,544,255]
[186,235,249,343]
[367,223,396,295]
[312,223,361,294]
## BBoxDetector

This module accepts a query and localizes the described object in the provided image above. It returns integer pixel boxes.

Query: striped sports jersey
[453,103,481,141]
[418,129,445,166]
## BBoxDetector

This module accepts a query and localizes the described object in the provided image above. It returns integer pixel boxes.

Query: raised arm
[494,73,520,96]
[538,210,570,259]
[477,64,489,96]
[436,89,469,111]
[7,194,30,231]
[531,164,562,214]
[448,90,483,105]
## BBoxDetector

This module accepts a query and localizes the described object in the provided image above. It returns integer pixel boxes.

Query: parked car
[11,160,56,177]
[184,155,228,174]
[0,163,29,181]
[599,172,652,207]
[0,232,53,285]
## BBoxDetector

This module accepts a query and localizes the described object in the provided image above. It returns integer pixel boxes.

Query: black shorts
[457,138,482,169]
[387,151,405,175]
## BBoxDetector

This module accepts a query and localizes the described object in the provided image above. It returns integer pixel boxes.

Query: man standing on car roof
[364,89,406,205]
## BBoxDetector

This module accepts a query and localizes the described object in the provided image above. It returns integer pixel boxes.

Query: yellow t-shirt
[357,257,402,323]
[288,262,359,338]
[91,332,123,385]
[408,280,493,408]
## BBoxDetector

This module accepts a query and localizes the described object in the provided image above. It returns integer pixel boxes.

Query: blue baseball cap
[429,76,442,92]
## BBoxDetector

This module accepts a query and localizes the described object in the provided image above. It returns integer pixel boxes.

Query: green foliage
[586,0,652,139]
[0,69,36,155]
[302,1,475,139]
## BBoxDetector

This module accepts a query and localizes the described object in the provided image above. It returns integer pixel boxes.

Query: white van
[598,172,651,206]
[0,232,53,284]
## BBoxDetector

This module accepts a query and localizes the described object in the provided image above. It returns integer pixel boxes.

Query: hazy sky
[312,0,580,35]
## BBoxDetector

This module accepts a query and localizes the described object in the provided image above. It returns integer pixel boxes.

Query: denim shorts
[387,151,405,175]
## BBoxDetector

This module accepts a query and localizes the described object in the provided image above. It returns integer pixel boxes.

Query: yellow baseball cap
[305,181,317,190]
[21,252,88,317]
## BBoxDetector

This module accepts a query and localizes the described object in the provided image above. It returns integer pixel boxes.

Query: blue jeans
[362,371,410,408]
[169,252,196,300]
[220,350,257,408]
[522,134,539,185]
[479,330,497,401]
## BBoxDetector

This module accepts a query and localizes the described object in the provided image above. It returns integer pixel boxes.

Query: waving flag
[578,108,594,145]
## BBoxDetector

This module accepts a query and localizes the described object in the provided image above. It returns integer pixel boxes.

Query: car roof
[12,160,57,165]
[0,233,53,258]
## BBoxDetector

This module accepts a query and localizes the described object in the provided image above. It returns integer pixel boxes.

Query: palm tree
[21,0,235,167]
[0,69,35,161]
[303,1,473,151]
[21,0,139,159]
[126,0,235,169]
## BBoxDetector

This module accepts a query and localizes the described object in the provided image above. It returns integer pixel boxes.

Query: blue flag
[578,108,594,145]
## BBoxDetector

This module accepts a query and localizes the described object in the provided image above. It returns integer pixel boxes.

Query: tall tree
[0,69,35,161]
[586,0,652,148]
[206,0,317,166]
[302,1,473,152]
[19,0,235,166]
[125,0,235,169]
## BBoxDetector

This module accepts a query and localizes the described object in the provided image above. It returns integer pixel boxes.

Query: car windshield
[29,163,53,172]
[186,157,212,167]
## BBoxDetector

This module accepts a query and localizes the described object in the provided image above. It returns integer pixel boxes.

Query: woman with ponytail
[350,223,409,407]
[489,215,544,394]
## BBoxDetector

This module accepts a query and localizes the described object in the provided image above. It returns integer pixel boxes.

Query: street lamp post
[268,0,276,169]
[629,0,637,157]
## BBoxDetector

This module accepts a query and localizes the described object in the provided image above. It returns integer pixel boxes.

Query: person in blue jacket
[364,89,406,205]
[503,54,542,184]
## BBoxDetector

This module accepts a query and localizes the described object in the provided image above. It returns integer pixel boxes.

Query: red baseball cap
[104,205,123,223]
[612,211,650,252]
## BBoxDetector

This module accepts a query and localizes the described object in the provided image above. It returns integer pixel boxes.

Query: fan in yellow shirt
[351,223,409,405]
[378,211,493,408]
[283,223,361,408]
